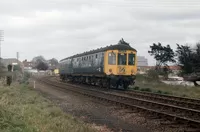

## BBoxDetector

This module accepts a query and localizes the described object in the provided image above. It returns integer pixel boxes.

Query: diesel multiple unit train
[59,39,137,89]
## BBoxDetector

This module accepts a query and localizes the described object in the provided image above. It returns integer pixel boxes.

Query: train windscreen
[118,53,127,65]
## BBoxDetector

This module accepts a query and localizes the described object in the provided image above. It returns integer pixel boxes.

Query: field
[133,74,200,99]
[0,83,97,132]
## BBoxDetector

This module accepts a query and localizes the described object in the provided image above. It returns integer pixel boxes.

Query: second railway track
[36,76,200,130]
[124,90,200,109]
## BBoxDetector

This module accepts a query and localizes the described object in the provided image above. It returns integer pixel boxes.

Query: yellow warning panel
[54,69,59,74]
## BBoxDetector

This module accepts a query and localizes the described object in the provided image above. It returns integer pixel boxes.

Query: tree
[148,43,176,79]
[148,43,176,68]
[32,56,48,70]
[49,58,58,65]
[48,58,58,67]
[36,61,49,70]
[148,43,175,79]
[192,43,200,72]
[176,44,193,74]
[32,56,46,66]
[175,43,200,74]
[47,58,59,71]
[176,43,200,86]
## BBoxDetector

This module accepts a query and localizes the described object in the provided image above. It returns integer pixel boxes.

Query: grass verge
[0,83,97,132]
[132,74,200,99]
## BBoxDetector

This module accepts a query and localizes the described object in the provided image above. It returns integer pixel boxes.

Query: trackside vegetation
[0,83,97,132]
[133,74,200,99]
[148,42,200,86]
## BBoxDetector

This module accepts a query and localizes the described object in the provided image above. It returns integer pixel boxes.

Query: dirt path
[29,79,149,132]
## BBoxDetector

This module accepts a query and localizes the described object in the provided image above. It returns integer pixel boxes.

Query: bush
[155,90,162,94]
[13,65,22,72]
[20,72,31,84]
[132,86,140,90]
[163,91,170,95]
[136,74,155,83]
[140,88,152,92]
[147,69,159,80]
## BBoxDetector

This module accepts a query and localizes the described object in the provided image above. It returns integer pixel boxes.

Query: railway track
[35,76,200,131]
[124,90,200,109]
[50,75,200,111]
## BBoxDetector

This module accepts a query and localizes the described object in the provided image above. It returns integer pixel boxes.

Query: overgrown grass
[131,74,200,99]
[0,83,97,132]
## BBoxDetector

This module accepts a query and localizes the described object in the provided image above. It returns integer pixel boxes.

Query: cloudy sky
[0,0,200,65]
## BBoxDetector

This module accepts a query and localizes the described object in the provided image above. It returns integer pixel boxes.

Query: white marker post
[34,81,35,89]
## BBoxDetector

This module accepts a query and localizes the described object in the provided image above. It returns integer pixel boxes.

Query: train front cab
[104,50,137,89]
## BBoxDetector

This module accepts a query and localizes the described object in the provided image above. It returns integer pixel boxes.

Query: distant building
[2,58,18,66]
[137,56,148,66]
[1,58,23,72]
[22,59,33,70]
[1,58,23,67]
[137,65,181,75]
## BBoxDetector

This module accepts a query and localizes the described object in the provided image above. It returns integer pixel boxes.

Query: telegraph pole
[0,30,4,63]
[17,52,19,62]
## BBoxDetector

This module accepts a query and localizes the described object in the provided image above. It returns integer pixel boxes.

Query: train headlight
[131,69,134,74]
[109,69,112,73]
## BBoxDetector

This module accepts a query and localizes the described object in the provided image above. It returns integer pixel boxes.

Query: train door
[104,50,117,75]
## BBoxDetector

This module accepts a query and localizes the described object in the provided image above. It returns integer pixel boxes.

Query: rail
[35,76,200,129]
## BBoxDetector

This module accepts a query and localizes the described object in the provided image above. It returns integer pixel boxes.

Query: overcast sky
[0,0,200,65]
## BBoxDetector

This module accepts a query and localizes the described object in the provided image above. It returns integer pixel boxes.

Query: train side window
[128,54,135,65]
[96,54,98,58]
[108,52,116,65]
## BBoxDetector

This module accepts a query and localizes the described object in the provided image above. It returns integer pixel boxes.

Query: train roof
[60,41,137,62]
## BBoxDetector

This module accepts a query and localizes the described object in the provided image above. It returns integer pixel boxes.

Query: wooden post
[34,81,35,88]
